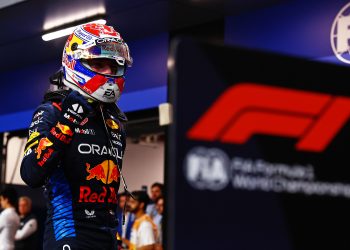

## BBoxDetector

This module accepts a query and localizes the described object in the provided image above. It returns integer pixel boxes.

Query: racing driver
[20,22,132,250]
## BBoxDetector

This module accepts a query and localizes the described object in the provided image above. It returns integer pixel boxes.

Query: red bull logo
[50,127,72,144]
[35,137,53,159]
[38,148,54,167]
[78,186,117,204]
[106,119,119,130]
[62,54,76,70]
[56,122,74,136]
[85,160,120,184]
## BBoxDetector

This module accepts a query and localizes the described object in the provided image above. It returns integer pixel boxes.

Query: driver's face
[87,58,118,75]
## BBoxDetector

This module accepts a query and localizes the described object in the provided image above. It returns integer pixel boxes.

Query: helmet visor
[80,42,132,67]
[81,58,126,77]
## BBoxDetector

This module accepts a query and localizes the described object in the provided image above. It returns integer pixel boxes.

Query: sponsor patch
[106,119,119,130]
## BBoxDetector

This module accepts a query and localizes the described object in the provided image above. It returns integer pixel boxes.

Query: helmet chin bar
[62,78,119,104]
[63,79,99,102]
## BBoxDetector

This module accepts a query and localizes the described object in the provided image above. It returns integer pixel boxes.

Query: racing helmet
[62,23,132,103]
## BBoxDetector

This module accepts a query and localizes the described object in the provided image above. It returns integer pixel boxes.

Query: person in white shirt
[0,186,20,250]
[123,191,157,250]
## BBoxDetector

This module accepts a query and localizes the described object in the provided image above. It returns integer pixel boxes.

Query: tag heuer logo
[72,103,84,114]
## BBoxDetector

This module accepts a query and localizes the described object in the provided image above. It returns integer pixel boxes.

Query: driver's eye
[82,58,122,75]
[86,59,116,74]
[89,61,104,68]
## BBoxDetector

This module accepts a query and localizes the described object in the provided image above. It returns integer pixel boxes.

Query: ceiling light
[0,0,27,10]
[43,6,105,30]
[42,19,106,42]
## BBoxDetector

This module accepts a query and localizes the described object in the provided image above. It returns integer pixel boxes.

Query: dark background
[168,39,350,250]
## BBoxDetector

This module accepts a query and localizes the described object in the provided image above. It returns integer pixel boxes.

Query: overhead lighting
[42,19,106,42]
[0,0,27,10]
[43,6,105,30]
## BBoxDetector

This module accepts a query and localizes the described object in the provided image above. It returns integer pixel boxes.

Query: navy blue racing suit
[20,90,126,250]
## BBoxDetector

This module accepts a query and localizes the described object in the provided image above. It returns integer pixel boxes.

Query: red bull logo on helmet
[85,160,120,184]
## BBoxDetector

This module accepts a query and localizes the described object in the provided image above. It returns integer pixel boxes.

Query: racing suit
[20,90,127,250]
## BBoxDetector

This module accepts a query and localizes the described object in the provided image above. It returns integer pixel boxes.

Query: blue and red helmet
[62,23,132,103]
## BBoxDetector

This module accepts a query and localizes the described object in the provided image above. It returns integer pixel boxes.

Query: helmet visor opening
[81,58,126,77]
[81,42,132,66]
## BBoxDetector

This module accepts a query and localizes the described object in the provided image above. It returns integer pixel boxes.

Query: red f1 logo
[187,83,350,152]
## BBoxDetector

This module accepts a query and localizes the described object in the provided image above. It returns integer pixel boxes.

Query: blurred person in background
[152,196,163,230]
[14,196,38,250]
[20,22,133,250]
[122,191,157,250]
[154,196,163,250]
[117,192,135,249]
[146,183,163,219]
[0,186,20,250]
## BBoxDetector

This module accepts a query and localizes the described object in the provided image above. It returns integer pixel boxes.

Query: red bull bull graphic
[56,122,74,136]
[85,160,120,184]
[106,119,119,130]
[35,137,53,159]
[50,127,72,144]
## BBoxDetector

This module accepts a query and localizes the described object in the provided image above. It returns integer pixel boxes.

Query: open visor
[80,58,126,77]
[79,42,133,67]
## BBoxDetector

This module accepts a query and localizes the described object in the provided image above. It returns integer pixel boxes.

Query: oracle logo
[187,83,350,152]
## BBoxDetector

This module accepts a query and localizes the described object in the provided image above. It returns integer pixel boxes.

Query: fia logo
[184,147,230,191]
[331,2,350,64]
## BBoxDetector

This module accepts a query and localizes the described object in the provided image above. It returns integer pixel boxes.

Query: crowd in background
[0,186,38,250]
[118,182,164,250]
[0,182,164,250]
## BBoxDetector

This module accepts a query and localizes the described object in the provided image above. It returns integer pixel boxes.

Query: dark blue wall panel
[225,0,350,64]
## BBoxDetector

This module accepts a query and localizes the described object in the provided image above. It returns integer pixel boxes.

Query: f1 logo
[187,83,350,152]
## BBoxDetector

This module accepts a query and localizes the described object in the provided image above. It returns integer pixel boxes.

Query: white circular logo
[184,147,230,191]
[331,2,350,64]
[63,245,71,250]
